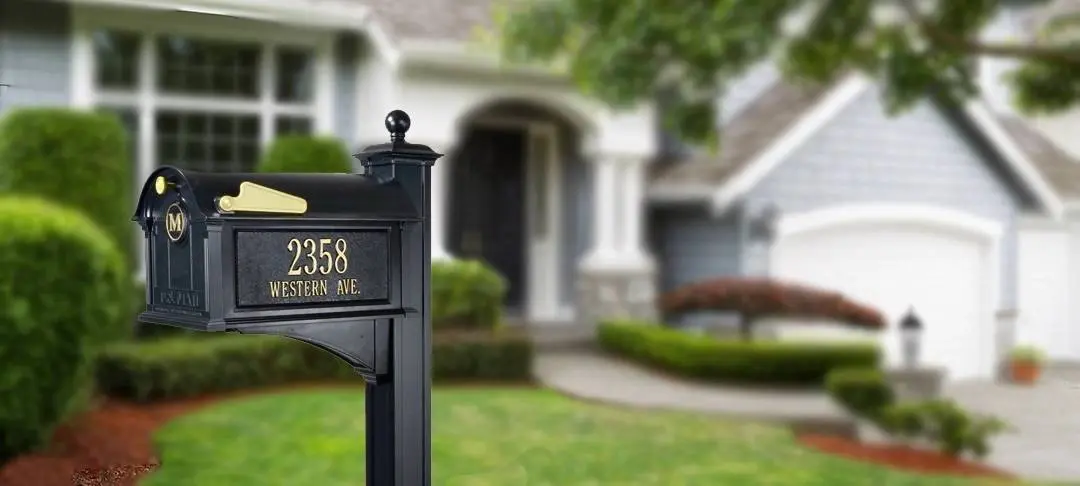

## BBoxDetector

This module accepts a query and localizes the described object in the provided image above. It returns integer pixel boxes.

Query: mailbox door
[146,195,210,319]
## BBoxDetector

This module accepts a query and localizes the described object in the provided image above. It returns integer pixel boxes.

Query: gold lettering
[336,278,360,295]
[267,279,329,299]
[285,238,349,277]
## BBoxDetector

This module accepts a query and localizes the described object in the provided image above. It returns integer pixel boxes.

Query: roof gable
[649,73,1067,219]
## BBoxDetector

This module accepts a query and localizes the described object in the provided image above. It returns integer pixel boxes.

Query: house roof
[649,73,1071,217]
[357,0,496,42]
[649,79,838,193]
[995,115,1080,200]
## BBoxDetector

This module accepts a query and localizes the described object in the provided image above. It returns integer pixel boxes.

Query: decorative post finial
[385,110,411,143]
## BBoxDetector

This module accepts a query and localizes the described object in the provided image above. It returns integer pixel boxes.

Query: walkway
[533,348,854,434]
[947,377,1080,484]
[535,347,1080,483]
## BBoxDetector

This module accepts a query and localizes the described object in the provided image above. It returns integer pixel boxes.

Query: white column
[581,155,620,268]
[618,158,648,260]
[431,152,452,260]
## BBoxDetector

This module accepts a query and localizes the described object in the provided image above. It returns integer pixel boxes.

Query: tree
[496,0,1080,146]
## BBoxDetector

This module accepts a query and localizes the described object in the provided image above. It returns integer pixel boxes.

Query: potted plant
[1007,345,1046,385]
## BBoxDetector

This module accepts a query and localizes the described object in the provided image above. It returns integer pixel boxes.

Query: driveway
[946,377,1080,483]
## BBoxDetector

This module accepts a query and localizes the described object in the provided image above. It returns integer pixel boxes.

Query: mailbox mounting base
[232,318,389,382]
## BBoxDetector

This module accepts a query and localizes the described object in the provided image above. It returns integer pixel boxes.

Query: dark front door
[449,126,527,311]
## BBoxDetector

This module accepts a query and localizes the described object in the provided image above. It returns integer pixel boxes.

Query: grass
[143,388,1015,486]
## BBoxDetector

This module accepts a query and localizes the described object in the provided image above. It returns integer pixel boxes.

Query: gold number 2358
[287,238,348,275]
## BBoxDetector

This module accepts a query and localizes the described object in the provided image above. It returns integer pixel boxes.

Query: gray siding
[0,0,72,115]
[652,206,743,293]
[744,86,1031,309]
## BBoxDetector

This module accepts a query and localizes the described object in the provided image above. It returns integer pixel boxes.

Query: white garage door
[772,223,992,381]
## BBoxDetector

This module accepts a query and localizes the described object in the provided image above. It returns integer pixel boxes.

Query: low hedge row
[598,320,881,385]
[96,330,533,402]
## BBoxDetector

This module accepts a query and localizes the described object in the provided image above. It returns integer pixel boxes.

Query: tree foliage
[497,0,1080,146]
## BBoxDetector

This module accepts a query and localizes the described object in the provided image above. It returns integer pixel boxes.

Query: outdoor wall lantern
[899,307,924,368]
[748,202,780,243]
[133,110,440,485]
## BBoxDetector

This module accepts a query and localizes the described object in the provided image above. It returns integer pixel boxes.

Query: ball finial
[385,110,411,142]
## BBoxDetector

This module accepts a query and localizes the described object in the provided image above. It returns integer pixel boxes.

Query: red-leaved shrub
[659,278,885,330]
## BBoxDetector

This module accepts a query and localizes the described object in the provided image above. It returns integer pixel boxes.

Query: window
[89,28,321,175]
[157,36,261,98]
[93,30,140,90]
[275,116,313,136]
[156,111,260,172]
[276,47,314,103]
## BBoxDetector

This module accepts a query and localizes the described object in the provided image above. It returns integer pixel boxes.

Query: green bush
[597,320,881,386]
[0,196,130,460]
[257,136,353,173]
[879,399,1009,459]
[432,259,507,330]
[825,367,895,420]
[0,108,134,266]
[96,330,533,402]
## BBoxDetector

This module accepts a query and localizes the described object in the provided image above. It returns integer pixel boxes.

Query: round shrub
[0,196,130,461]
[0,108,133,266]
[825,367,895,420]
[431,259,507,330]
[257,136,353,173]
[660,278,886,330]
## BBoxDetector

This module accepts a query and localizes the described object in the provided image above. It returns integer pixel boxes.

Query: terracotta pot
[1009,361,1041,385]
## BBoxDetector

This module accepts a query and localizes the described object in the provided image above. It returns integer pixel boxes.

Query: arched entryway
[447,99,587,320]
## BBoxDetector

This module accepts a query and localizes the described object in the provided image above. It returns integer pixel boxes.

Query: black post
[356,110,442,486]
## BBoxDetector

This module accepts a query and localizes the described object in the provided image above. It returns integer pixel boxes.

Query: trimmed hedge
[660,278,886,330]
[0,108,134,266]
[432,259,507,330]
[96,330,533,402]
[257,135,353,173]
[598,320,881,385]
[0,196,130,460]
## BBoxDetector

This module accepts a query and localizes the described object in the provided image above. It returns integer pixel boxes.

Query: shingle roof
[649,79,838,189]
[356,0,498,42]
[995,115,1080,200]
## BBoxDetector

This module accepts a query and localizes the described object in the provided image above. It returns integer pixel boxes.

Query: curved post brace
[234,318,390,384]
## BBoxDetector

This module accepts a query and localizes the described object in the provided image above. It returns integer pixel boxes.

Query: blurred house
[2,0,1080,382]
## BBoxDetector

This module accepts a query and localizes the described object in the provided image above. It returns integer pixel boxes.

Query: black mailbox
[133,110,440,486]
[134,167,418,331]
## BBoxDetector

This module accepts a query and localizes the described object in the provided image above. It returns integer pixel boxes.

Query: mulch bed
[1,383,1018,485]
[796,434,1018,481]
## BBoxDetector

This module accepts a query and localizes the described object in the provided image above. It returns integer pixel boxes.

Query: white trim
[461,116,567,323]
[962,101,1066,220]
[68,0,372,34]
[771,203,1004,380]
[776,203,1004,241]
[711,75,871,212]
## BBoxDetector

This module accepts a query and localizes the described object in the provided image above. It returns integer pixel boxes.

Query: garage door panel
[772,223,990,380]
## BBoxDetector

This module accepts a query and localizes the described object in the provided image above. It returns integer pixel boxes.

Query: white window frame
[72,5,337,277]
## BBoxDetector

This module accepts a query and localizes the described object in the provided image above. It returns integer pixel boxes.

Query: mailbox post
[133,110,440,485]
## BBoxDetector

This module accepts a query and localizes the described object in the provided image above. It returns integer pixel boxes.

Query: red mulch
[797,434,1018,481]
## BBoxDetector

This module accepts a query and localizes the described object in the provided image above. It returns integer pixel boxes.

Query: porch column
[578,153,657,325]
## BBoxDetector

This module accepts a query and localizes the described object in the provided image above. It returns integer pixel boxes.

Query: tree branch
[896,0,1080,63]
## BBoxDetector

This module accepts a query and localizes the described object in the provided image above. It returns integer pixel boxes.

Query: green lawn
[143,388,1014,486]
